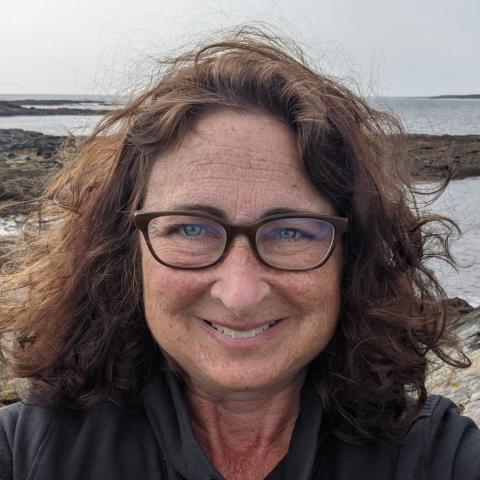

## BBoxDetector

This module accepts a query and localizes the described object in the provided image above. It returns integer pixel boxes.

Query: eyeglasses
[133,211,348,271]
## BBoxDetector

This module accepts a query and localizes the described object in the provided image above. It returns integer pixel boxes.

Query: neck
[186,374,305,480]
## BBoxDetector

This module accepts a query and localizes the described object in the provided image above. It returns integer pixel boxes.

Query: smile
[205,320,280,339]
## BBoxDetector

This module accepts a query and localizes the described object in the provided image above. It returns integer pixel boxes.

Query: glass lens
[147,215,226,267]
[256,217,334,269]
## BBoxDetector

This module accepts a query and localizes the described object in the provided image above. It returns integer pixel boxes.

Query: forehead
[143,109,334,220]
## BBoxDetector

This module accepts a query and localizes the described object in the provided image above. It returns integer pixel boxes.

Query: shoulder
[0,400,58,480]
[0,399,147,480]
[405,395,480,480]
[329,395,480,480]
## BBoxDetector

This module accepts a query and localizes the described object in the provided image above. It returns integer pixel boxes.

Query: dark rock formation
[448,297,476,315]
[0,100,113,116]
[0,129,65,157]
[408,134,480,179]
[0,130,72,215]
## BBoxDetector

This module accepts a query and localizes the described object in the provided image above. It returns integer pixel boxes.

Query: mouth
[203,319,281,339]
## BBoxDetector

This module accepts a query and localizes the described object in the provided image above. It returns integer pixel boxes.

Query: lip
[199,316,289,349]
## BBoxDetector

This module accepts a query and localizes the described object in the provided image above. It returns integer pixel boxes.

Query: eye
[182,224,204,236]
[277,228,301,239]
[263,227,314,241]
[160,223,208,238]
[257,218,333,246]
[147,215,225,243]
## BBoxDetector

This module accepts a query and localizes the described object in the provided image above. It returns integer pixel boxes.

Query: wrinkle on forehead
[143,110,333,220]
[188,107,297,152]
[153,109,302,175]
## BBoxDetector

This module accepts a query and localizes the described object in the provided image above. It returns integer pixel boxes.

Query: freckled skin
[141,109,342,395]
[140,109,343,479]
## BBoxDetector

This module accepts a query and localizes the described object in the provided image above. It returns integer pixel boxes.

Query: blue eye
[277,228,300,239]
[258,219,333,245]
[182,224,204,236]
[271,228,315,240]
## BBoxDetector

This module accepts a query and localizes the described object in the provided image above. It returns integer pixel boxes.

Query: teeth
[211,321,278,339]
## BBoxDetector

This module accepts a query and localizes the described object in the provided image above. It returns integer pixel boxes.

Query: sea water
[1,94,479,136]
[0,95,479,305]
[0,94,121,135]
[371,97,480,135]
[424,177,480,306]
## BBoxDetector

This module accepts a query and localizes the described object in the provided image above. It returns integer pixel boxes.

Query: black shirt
[1,372,479,479]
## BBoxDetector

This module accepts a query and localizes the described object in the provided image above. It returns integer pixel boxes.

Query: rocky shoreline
[0,129,70,216]
[409,134,480,179]
[1,128,480,220]
[0,129,479,214]
[426,299,480,423]
[0,99,113,116]
[0,128,479,424]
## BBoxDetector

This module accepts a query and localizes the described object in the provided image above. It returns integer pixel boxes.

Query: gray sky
[1,0,478,96]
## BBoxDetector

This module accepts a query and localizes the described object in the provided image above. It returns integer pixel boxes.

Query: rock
[427,306,480,424]
[447,297,475,315]
[0,129,65,154]
[408,134,480,180]
[0,130,74,215]
[0,100,112,117]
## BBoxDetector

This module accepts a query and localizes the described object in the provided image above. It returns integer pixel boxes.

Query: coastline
[0,128,479,422]
[408,134,480,179]
[0,99,113,117]
[1,129,480,217]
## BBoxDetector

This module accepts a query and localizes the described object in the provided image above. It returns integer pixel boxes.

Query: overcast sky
[1,0,478,97]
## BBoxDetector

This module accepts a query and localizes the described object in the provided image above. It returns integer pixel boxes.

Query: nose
[210,238,272,317]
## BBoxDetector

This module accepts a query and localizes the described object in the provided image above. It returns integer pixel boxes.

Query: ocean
[370,96,480,135]
[426,177,480,306]
[0,94,479,305]
[1,94,480,136]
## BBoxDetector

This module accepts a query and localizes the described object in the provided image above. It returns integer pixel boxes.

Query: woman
[0,28,479,479]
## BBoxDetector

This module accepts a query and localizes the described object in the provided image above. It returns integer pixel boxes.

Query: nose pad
[210,240,271,317]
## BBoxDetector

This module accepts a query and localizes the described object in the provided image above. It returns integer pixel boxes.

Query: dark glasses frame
[133,210,348,271]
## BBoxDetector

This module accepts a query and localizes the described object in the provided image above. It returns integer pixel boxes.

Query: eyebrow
[172,203,227,218]
[172,203,314,219]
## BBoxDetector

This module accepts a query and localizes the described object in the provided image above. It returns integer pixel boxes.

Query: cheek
[141,248,206,327]
[291,254,342,344]
[291,260,342,314]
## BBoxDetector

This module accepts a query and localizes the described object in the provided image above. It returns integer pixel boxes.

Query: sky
[1,0,479,97]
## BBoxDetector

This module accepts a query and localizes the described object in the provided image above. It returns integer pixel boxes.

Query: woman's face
[141,109,342,395]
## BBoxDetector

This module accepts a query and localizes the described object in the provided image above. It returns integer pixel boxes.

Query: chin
[184,361,308,396]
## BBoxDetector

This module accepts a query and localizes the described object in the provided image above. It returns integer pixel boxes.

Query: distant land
[430,94,480,99]
[9,99,100,106]
[0,99,114,117]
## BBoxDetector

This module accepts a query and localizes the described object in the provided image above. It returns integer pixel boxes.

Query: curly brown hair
[0,26,469,442]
